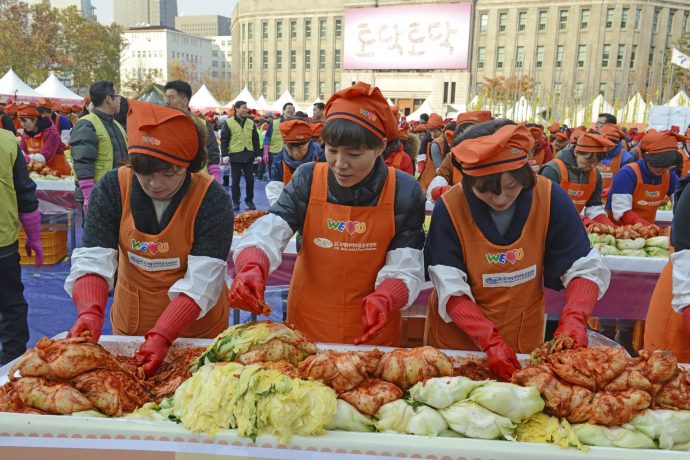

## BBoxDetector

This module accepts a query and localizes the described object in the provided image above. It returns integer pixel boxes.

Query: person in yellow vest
[424,122,610,380]
[220,100,261,211]
[70,81,128,216]
[262,112,284,180]
[0,127,43,364]
[65,100,238,377]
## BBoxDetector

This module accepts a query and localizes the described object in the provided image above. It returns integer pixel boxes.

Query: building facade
[175,15,231,38]
[231,0,690,113]
[25,0,95,20]
[114,0,178,29]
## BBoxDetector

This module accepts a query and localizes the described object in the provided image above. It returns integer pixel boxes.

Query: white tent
[268,90,300,113]
[618,93,647,124]
[189,84,221,109]
[386,98,395,106]
[0,68,41,100]
[505,96,533,122]
[407,99,434,122]
[445,103,466,119]
[667,91,690,107]
[256,95,270,111]
[227,87,260,110]
[590,94,615,122]
[34,73,82,101]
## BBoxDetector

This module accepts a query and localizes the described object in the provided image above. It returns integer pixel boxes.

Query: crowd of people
[1,79,689,379]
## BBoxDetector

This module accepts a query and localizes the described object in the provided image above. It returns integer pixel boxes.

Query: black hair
[294,111,308,120]
[89,80,115,107]
[282,102,294,111]
[129,119,208,174]
[644,151,681,170]
[382,139,401,158]
[36,106,52,115]
[322,118,385,150]
[114,97,129,129]
[234,100,246,110]
[164,80,192,100]
[598,113,617,124]
[463,163,536,196]
[419,113,429,124]
[313,102,325,110]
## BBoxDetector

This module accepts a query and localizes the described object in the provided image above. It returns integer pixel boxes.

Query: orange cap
[34,98,53,109]
[555,132,569,142]
[411,123,427,133]
[451,124,534,177]
[4,104,17,115]
[126,100,198,168]
[598,123,624,143]
[570,126,587,143]
[17,107,40,118]
[311,122,324,138]
[528,126,544,143]
[640,130,687,155]
[426,113,444,129]
[576,133,615,153]
[390,105,401,122]
[324,81,398,141]
[456,110,492,126]
[547,122,560,134]
[398,127,409,141]
[280,119,312,142]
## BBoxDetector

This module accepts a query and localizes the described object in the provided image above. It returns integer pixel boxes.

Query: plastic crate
[18,224,67,265]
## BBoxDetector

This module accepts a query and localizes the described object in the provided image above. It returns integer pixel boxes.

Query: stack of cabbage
[328,376,545,440]
[589,233,670,258]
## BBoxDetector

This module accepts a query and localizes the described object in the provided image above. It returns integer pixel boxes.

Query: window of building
[602,44,611,67]
[443,82,449,104]
[305,20,312,38]
[212,50,218,57]
[212,60,218,68]
[335,18,342,37]
[319,82,325,99]
[683,12,688,32]
[516,46,525,68]
[479,13,488,33]
[290,20,297,38]
[335,49,341,68]
[496,46,505,68]
[248,23,253,39]
[289,81,295,95]
[616,44,625,68]
[498,12,507,32]
[559,9,568,30]
[538,10,547,31]
[334,81,341,92]
[276,21,283,39]
[574,82,583,98]
[319,19,327,37]
[556,45,564,68]
[599,83,607,97]
[634,8,641,29]
[303,81,310,99]
[276,81,281,99]
[630,44,637,67]
[319,49,326,69]
[621,7,629,28]
[262,51,268,70]
[577,45,586,68]
[276,50,282,69]
[536,45,544,68]
[648,46,655,65]
[652,8,660,32]
[450,82,457,104]
[248,51,253,70]
[262,81,267,95]
[477,47,486,69]
[534,82,541,96]
[606,8,614,28]
[554,82,562,96]
[305,50,311,67]
[262,21,268,39]
[518,11,527,31]
[580,9,589,29]
[613,81,621,99]
[290,50,296,69]
[241,23,245,40]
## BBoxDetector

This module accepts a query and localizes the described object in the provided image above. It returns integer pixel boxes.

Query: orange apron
[419,137,446,192]
[286,162,400,345]
[596,154,622,191]
[23,133,72,176]
[528,148,545,173]
[628,162,669,224]
[110,167,229,338]
[424,177,552,353]
[644,259,690,363]
[282,161,294,185]
[555,159,596,213]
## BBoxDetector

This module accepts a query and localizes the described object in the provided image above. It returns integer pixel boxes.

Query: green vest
[226,117,255,154]
[269,118,284,153]
[0,130,20,247]
[81,113,127,181]
[192,115,209,173]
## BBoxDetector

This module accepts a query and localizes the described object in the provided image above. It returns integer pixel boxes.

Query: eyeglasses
[286,141,309,149]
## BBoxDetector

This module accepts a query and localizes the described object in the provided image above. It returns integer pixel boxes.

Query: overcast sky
[91,0,239,25]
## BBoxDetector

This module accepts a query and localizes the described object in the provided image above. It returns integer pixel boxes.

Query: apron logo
[568,189,585,198]
[327,218,366,235]
[483,265,537,288]
[131,239,169,255]
[485,248,524,265]
[645,191,660,198]
[313,238,333,248]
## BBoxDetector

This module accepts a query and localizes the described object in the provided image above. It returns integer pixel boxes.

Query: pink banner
[344,3,472,70]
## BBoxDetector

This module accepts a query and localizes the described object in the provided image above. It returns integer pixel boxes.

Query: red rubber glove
[136,294,201,378]
[447,295,521,381]
[228,247,270,315]
[593,213,617,227]
[580,215,593,227]
[354,278,408,345]
[68,274,109,342]
[554,278,599,348]
[431,185,452,202]
[620,210,650,226]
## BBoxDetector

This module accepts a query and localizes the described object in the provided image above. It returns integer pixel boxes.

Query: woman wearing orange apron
[645,175,690,362]
[606,130,683,226]
[526,126,550,173]
[596,124,635,200]
[383,127,414,176]
[540,132,617,227]
[16,106,71,176]
[228,82,426,346]
[64,100,235,377]
[424,123,610,380]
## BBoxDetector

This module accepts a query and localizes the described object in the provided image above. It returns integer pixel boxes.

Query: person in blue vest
[220,100,261,211]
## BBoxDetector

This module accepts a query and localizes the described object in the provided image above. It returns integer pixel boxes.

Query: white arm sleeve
[233,213,294,272]
[560,247,611,299]
[169,255,227,318]
[426,175,449,202]
[60,129,71,146]
[64,247,118,296]
[374,248,424,308]
[671,250,690,313]
[611,194,633,220]
[265,181,285,207]
[584,205,607,219]
[428,264,475,323]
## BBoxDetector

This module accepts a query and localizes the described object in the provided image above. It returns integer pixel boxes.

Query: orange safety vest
[627,162,669,224]
[110,167,229,338]
[22,132,72,176]
[644,259,690,363]
[554,159,596,213]
[424,177,552,353]
[286,163,400,346]
[596,154,623,191]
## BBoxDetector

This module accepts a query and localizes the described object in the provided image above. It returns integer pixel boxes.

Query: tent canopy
[268,90,300,113]
[189,84,221,109]
[227,87,259,110]
[407,99,434,122]
[256,95,270,111]
[618,93,647,124]
[35,73,82,102]
[667,91,690,107]
[135,84,165,105]
[0,68,41,100]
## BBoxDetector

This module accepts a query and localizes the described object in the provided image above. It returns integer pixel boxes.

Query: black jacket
[269,157,426,252]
